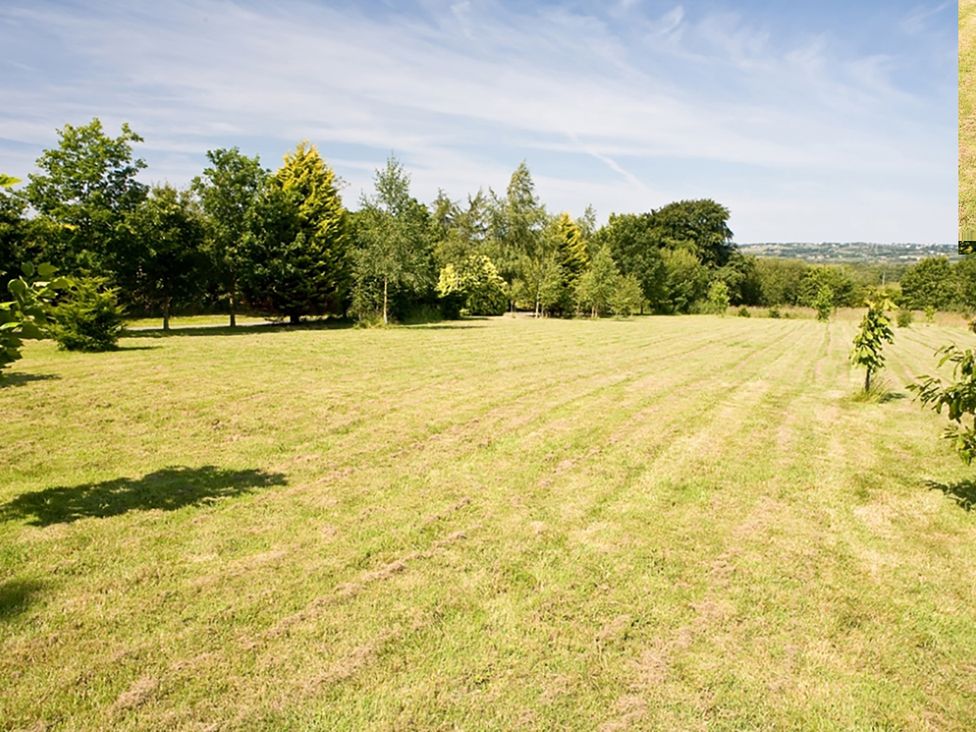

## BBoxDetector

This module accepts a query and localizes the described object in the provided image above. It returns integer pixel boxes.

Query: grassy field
[2,315,975,731]
[962,0,976,240]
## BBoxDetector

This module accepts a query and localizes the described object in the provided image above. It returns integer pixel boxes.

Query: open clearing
[2,315,975,731]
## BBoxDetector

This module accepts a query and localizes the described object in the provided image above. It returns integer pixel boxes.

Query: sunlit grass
[1,315,974,730]
[962,0,976,240]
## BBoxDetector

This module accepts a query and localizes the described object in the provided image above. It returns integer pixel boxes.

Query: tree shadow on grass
[926,479,976,511]
[0,579,45,621]
[124,319,355,339]
[0,373,59,389]
[0,466,287,526]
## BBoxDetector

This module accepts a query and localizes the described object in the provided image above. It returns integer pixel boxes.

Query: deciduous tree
[576,245,620,317]
[352,156,433,324]
[192,148,267,327]
[850,297,894,392]
[25,118,147,277]
[121,185,209,330]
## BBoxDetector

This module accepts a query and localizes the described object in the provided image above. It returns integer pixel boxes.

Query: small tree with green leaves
[353,157,432,324]
[576,245,620,317]
[705,280,730,315]
[813,284,834,321]
[908,344,976,464]
[0,263,67,372]
[850,297,894,392]
[610,274,644,318]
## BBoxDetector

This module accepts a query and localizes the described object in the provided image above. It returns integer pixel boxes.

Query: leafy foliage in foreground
[0,263,66,371]
[909,343,976,464]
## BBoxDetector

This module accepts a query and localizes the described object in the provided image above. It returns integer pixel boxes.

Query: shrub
[813,284,834,321]
[737,306,751,317]
[896,309,913,328]
[51,277,125,351]
[924,305,936,323]
[767,306,781,319]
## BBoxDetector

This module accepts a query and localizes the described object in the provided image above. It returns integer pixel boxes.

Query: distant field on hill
[739,242,960,263]
[2,316,975,730]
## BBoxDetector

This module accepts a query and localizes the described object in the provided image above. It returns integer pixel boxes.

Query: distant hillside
[738,242,959,264]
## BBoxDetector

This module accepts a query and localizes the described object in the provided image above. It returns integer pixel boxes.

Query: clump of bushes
[737,306,751,318]
[896,309,913,328]
[50,277,124,351]
[767,306,781,319]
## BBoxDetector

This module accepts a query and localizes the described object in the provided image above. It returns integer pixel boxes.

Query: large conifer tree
[239,142,348,323]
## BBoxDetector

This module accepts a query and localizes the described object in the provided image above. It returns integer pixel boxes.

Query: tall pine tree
[239,142,347,323]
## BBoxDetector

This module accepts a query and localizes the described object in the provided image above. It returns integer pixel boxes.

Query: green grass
[1,315,975,731]
[962,0,976,240]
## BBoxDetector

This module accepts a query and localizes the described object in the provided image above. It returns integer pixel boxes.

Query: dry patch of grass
[1,315,975,730]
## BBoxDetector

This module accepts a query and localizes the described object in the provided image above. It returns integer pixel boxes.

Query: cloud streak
[0,0,955,242]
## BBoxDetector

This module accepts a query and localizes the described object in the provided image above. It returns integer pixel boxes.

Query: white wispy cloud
[0,0,954,242]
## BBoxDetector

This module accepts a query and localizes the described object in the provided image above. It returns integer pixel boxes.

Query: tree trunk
[289,313,300,325]
[228,291,237,328]
[162,298,171,331]
[383,277,389,325]
[864,368,872,393]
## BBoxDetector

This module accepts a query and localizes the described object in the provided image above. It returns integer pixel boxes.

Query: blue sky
[0,0,957,242]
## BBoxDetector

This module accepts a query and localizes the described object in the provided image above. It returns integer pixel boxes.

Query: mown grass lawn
[1,315,975,731]
[962,0,976,240]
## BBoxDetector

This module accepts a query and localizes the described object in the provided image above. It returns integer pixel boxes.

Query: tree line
[2,118,974,332]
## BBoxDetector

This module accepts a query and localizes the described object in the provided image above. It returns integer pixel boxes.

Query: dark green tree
[648,199,734,268]
[192,148,268,327]
[754,257,809,306]
[594,212,666,311]
[121,185,209,330]
[239,143,348,324]
[900,257,960,311]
